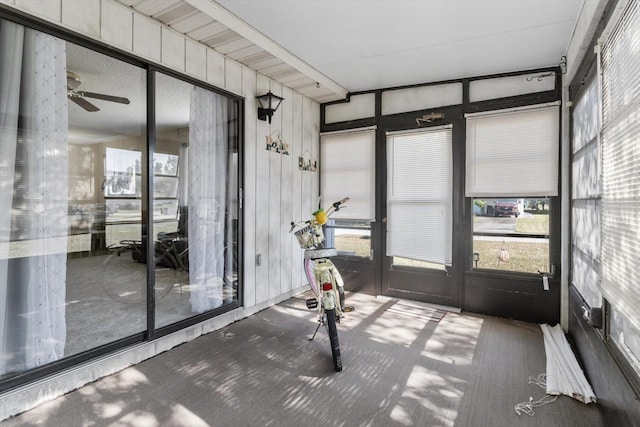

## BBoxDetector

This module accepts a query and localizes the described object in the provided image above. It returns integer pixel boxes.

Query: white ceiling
[116,0,587,103]
[66,0,589,139]
[217,0,585,94]
[64,1,587,143]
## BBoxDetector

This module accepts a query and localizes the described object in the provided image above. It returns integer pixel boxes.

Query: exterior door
[381,124,459,307]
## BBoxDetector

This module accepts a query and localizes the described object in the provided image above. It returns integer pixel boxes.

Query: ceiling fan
[67,71,130,112]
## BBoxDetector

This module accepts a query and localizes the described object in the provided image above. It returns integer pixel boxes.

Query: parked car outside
[485,199,521,217]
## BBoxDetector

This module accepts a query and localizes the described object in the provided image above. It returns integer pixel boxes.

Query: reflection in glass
[66,43,148,355]
[104,147,139,196]
[155,176,179,199]
[154,73,239,328]
[0,18,240,385]
[0,19,147,382]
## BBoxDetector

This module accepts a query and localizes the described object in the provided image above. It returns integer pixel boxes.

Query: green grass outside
[515,214,549,234]
[335,211,550,274]
[335,234,371,258]
[473,239,548,273]
[478,213,549,273]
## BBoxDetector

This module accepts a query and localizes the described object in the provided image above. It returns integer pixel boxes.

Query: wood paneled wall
[246,73,319,306]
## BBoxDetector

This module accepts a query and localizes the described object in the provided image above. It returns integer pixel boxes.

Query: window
[153,73,239,327]
[466,104,559,274]
[611,305,640,377]
[0,24,148,381]
[600,0,640,371]
[386,126,453,269]
[321,127,375,258]
[472,197,549,274]
[324,219,372,258]
[465,103,560,197]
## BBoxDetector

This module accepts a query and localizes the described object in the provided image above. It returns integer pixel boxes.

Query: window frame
[470,196,552,276]
[464,102,561,279]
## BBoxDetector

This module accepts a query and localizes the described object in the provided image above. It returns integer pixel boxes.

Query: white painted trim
[184,0,348,100]
[563,0,608,84]
[598,0,631,45]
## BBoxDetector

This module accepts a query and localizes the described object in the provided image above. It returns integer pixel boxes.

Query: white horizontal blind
[386,126,452,265]
[570,73,602,309]
[465,104,560,197]
[601,0,640,333]
[320,128,375,220]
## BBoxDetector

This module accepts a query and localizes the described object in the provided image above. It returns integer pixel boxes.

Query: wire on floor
[514,373,559,416]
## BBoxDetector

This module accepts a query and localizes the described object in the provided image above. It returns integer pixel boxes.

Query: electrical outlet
[256,254,262,266]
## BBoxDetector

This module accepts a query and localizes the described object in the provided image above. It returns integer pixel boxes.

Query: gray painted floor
[2,292,604,427]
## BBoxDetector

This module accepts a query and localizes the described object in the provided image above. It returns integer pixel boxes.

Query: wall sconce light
[256,90,284,123]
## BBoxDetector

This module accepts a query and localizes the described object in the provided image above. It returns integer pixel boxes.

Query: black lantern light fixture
[256,90,284,123]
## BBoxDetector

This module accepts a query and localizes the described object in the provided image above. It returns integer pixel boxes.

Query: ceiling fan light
[66,71,81,90]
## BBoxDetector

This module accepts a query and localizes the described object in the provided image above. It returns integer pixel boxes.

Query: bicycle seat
[304,248,337,259]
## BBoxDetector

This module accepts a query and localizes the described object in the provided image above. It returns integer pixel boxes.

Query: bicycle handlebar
[328,197,350,214]
[289,197,349,233]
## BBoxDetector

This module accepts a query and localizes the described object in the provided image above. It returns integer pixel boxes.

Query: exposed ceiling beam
[184,0,349,99]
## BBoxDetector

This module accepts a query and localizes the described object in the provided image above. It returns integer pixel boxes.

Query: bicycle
[102,236,188,304]
[289,197,354,372]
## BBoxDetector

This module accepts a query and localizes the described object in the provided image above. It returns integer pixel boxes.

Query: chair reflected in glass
[102,206,189,304]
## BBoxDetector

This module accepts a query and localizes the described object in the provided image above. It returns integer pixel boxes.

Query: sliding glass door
[153,73,239,328]
[0,17,241,389]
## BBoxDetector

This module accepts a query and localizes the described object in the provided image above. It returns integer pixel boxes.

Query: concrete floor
[1,292,605,427]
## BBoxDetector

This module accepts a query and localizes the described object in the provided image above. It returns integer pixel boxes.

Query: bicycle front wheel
[325,308,343,372]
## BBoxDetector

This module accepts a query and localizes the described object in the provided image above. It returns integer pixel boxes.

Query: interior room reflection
[0,32,239,382]
[65,44,239,354]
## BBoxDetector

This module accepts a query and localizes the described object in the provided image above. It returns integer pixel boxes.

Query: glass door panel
[382,124,458,305]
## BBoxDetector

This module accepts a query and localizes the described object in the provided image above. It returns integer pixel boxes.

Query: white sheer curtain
[188,87,228,312]
[0,19,68,375]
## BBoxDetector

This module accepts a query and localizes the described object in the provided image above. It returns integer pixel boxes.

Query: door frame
[377,106,464,307]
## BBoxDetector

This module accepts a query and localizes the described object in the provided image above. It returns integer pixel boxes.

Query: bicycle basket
[294,224,322,249]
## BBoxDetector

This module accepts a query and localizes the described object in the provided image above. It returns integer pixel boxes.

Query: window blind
[320,127,375,221]
[600,0,640,333]
[386,126,452,265]
[465,103,560,197]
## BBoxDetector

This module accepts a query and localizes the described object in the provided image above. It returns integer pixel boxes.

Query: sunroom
[0,0,639,424]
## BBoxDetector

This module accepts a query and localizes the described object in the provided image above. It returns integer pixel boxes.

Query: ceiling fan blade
[78,91,130,105]
[69,95,100,112]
